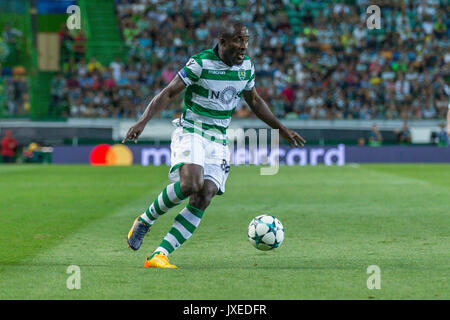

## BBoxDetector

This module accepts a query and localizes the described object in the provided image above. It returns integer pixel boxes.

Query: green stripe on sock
[145,207,156,221]
[138,216,151,226]
[175,214,196,234]
[174,181,187,200]
[160,239,175,254]
[169,227,187,245]
[162,187,177,209]
[153,197,164,215]
[186,203,204,218]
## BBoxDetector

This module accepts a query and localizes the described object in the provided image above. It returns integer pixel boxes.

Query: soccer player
[123,20,305,268]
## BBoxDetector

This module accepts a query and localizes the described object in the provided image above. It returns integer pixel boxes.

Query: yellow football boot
[144,253,177,269]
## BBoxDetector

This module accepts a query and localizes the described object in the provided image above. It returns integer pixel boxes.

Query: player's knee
[180,177,204,196]
[191,178,204,194]
[190,183,217,210]
[190,192,212,210]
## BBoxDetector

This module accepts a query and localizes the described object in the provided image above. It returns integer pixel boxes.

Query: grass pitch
[0,164,448,299]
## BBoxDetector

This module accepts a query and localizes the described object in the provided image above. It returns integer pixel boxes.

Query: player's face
[222,27,249,66]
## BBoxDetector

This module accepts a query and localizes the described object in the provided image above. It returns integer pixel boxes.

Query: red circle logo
[89,144,133,166]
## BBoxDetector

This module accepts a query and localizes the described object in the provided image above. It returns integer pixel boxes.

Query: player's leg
[127,164,203,251]
[126,180,188,250]
[127,128,203,251]
[187,179,218,211]
[145,179,218,268]
[145,139,230,267]
[140,128,205,225]
[139,163,204,224]
[179,163,204,195]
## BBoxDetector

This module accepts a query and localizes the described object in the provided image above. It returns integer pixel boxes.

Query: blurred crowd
[55,0,449,120]
[0,23,29,116]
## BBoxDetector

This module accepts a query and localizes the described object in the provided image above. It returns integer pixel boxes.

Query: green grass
[0,164,448,299]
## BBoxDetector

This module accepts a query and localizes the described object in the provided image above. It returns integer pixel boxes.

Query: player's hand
[280,128,306,148]
[122,121,147,144]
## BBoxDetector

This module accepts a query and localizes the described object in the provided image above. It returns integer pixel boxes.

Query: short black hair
[218,19,247,40]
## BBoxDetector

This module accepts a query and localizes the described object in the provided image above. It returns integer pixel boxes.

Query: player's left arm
[243,87,306,147]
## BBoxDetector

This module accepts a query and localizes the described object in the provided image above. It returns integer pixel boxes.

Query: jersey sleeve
[245,62,255,91]
[178,57,202,87]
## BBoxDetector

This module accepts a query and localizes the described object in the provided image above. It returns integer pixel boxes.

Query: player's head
[217,20,249,66]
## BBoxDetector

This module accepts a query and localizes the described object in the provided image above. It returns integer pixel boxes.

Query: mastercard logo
[89,144,133,166]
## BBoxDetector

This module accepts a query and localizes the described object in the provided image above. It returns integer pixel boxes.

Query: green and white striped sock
[139,181,187,226]
[153,203,204,256]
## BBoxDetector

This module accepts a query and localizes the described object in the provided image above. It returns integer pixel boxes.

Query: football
[248,215,284,251]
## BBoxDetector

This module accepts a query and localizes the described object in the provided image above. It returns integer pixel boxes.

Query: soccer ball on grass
[248,215,284,251]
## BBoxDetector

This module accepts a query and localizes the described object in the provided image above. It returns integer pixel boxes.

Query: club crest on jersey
[238,68,246,81]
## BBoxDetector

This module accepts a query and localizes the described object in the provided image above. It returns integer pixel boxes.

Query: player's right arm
[122,74,186,143]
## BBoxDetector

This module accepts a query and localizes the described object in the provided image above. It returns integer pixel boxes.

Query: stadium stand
[1,0,448,122]
[0,0,31,117]
[54,0,449,121]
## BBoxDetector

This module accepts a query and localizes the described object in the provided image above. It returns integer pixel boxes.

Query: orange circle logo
[90,144,133,166]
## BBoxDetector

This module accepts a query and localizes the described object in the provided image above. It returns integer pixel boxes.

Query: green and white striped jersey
[176,46,255,143]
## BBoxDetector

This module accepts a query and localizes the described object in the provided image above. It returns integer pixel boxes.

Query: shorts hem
[169,162,185,173]
[204,175,225,195]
